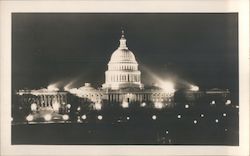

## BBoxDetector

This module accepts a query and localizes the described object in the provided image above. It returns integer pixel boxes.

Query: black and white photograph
[11,13,239,145]
[0,0,249,156]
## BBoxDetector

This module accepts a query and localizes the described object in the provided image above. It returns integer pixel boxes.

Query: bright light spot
[126,116,130,120]
[166,130,169,134]
[77,116,81,123]
[177,114,182,119]
[154,102,163,109]
[47,85,59,91]
[160,81,175,93]
[52,102,60,112]
[68,88,78,94]
[44,114,52,121]
[185,104,189,109]
[215,119,219,123]
[225,129,228,132]
[11,117,13,122]
[31,103,37,111]
[18,92,24,95]
[82,115,87,120]
[200,114,204,118]
[77,106,81,111]
[94,102,102,110]
[122,101,129,108]
[64,86,69,91]
[225,100,231,105]
[193,120,197,124]
[236,105,239,108]
[62,114,69,120]
[26,114,33,121]
[190,85,199,91]
[223,113,227,117]
[140,102,146,107]
[211,100,216,105]
[152,115,157,120]
[66,104,71,109]
[97,115,103,120]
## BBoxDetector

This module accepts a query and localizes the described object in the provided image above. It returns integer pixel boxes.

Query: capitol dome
[102,30,143,90]
[109,47,137,63]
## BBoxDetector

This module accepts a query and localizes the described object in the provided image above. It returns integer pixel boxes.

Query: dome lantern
[119,29,128,49]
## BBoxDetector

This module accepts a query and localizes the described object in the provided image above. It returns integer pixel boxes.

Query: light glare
[82,115,87,120]
[62,114,69,120]
[160,81,175,93]
[154,102,163,109]
[98,115,103,120]
[94,102,102,110]
[44,114,52,121]
[26,114,33,121]
[31,103,37,111]
[152,115,157,120]
[190,85,199,91]
[122,101,129,108]
[47,85,59,91]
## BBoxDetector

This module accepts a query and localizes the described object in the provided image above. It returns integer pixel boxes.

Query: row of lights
[25,110,228,123]
[26,114,70,122]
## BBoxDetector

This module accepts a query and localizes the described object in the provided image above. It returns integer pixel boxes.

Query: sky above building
[12,13,238,93]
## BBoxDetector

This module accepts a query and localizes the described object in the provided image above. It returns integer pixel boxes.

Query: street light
[26,114,34,122]
[44,114,52,121]
[190,85,199,91]
[177,114,182,119]
[97,115,103,120]
[62,114,69,120]
[152,115,157,120]
[82,115,87,120]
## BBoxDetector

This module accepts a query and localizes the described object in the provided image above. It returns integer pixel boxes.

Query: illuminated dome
[109,47,137,63]
[102,30,143,90]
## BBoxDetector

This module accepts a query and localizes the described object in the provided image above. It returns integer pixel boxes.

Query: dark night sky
[12,13,238,92]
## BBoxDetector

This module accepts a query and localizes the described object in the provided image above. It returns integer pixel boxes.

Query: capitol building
[15,30,230,113]
[68,30,175,108]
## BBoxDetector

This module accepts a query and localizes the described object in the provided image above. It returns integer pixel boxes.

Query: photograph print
[12,13,239,145]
